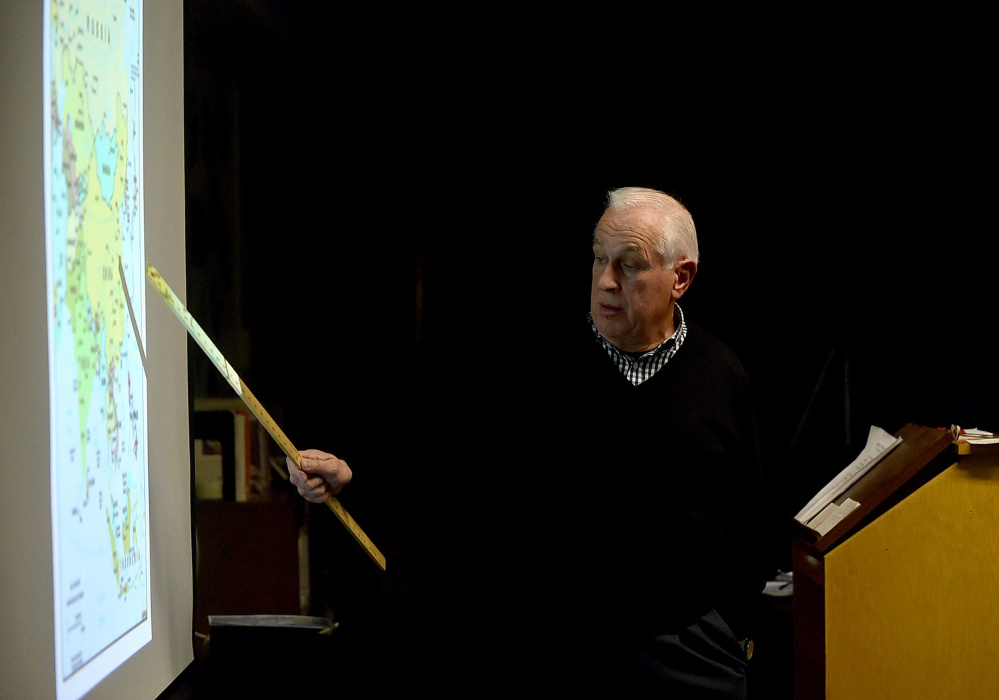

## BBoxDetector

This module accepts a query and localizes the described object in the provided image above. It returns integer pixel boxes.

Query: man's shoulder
[680,324,750,384]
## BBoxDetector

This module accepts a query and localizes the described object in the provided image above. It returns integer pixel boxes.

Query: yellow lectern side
[793,424,999,699]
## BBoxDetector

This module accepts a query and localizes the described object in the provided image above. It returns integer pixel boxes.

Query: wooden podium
[792,423,999,699]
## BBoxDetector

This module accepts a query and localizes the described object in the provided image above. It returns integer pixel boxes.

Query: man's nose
[598,264,620,291]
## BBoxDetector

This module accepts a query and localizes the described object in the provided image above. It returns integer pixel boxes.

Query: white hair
[604,187,699,267]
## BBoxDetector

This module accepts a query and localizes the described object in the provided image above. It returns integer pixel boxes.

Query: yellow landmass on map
[105,486,137,597]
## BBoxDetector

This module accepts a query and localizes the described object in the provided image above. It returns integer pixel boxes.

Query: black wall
[183,1,994,574]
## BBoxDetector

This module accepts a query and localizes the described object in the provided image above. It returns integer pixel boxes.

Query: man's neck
[590,304,686,355]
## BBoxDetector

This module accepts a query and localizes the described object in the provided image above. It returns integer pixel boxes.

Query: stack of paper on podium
[954,427,999,455]
[796,425,903,536]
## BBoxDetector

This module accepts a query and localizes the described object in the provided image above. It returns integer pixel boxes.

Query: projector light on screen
[43,2,151,698]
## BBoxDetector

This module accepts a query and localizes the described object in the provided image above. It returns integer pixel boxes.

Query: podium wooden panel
[194,500,302,641]
[792,424,999,699]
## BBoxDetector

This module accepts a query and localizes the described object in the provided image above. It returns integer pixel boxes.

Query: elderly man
[288,187,768,696]
[489,187,769,697]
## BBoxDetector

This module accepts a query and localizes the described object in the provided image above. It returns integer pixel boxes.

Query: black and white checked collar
[588,304,687,386]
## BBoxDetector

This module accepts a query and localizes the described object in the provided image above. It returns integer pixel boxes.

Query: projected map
[44,1,149,696]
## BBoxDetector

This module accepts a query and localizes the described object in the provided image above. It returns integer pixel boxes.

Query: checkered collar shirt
[589,304,687,386]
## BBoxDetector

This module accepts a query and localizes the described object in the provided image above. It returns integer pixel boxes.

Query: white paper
[796,426,901,524]
[813,498,861,536]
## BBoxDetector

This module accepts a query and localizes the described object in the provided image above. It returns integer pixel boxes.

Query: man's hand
[287,448,352,503]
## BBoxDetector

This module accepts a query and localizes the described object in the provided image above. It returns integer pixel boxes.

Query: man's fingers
[298,459,320,473]
[299,448,334,463]
[304,474,327,490]
[299,457,337,475]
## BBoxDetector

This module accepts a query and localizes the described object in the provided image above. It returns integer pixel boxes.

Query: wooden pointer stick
[146,264,386,570]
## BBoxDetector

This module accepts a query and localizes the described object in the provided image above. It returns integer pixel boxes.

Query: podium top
[794,423,955,554]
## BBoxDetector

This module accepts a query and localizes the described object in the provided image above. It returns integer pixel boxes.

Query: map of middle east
[45,0,149,685]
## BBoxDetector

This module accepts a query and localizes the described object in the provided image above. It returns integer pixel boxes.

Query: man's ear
[672,259,697,300]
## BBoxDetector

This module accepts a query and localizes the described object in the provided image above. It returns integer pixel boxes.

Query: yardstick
[146,264,386,570]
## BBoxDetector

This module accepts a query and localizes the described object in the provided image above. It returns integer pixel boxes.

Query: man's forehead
[592,226,659,258]
[593,235,643,254]
[594,207,661,247]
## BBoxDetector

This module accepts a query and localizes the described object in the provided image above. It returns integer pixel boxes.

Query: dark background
[181,1,993,692]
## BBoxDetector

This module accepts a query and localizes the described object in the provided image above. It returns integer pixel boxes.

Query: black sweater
[502,320,769,643]
[321,318,770,687]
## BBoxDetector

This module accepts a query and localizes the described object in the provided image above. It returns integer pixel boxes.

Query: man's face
[590,205,679,353]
